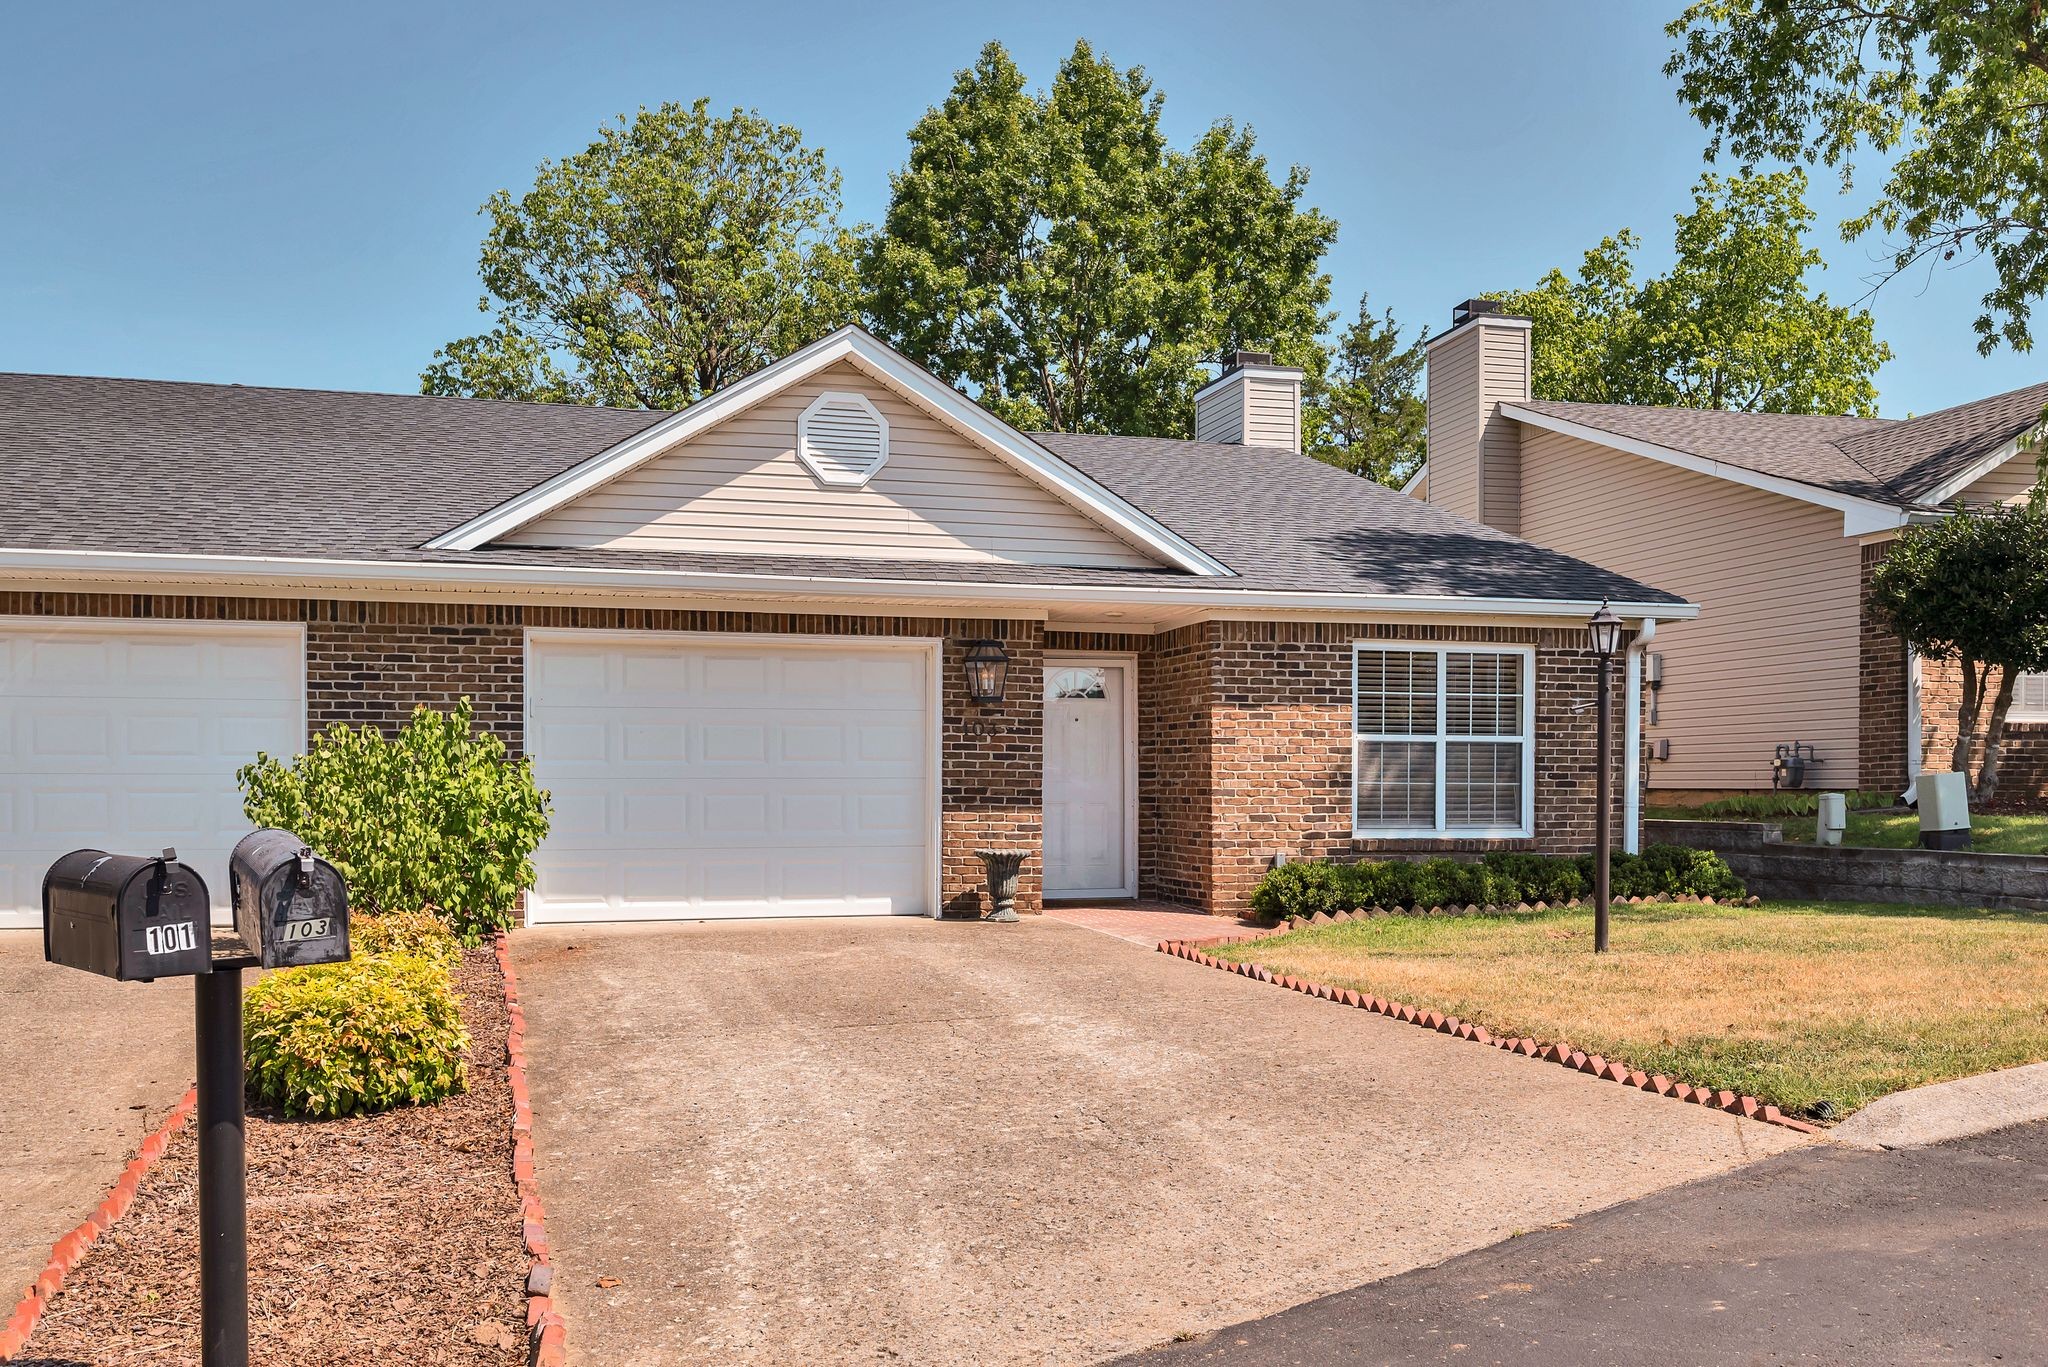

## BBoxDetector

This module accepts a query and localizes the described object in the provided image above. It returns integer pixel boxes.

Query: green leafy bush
[239,700,550,940]
[1656,789,1896,819]
[350,909,461,970]
[243,953,469,1118]
[1250,845,1743,922]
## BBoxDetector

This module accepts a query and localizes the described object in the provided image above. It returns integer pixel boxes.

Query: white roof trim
[0,545,1698,621]
[1399,462,1428,496]
[1918,434,2026,506]
[1422,316,1533,352]
[425,326,1234,578]
[1501,403,1911,538]
[1192,364,1304,401]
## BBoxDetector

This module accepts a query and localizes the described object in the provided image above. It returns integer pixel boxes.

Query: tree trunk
[1951,657,1985,775]
[1977,667,2020,802]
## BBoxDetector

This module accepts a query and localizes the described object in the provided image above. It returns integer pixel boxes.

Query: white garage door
[0,621,306,928]
[525,632,937,923]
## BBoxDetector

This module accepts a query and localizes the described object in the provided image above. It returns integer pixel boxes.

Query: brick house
[0,328,1686,926]
[1408,300,2048,802]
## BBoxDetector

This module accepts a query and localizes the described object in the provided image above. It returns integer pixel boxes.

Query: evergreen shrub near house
[237,700,551,941]
[1249,846,1743,923]
[243,952,469,1118]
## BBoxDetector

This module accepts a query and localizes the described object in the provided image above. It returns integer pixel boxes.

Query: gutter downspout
[1903,652,1923,805]
[1624,619,1656,855]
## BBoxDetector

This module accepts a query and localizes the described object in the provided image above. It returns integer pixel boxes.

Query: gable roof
[426,326,1230,577]
[1504,380,2048,510]
[0,367,1687,614]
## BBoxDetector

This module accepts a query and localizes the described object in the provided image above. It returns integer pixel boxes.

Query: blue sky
[3,1,2036,417]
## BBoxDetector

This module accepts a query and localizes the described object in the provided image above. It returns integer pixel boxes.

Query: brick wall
[1137,624,1213,909]
[0,592,1044,917]
[1858,541,1910,793]
[1919,655,2048,799]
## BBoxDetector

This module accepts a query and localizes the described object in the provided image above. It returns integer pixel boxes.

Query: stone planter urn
[974,848,1031,923]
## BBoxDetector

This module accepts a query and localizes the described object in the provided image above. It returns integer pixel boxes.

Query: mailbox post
[41,832,349,1367]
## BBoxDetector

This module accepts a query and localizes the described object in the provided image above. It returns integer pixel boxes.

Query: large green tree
[422,100,861,408]
[862,40,1336,435]
[1668,2,2048,354]
[1499,169,1891,413]
[1305,294,1428,484]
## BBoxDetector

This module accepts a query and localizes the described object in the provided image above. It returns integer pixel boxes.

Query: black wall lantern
[962,640,1010,706]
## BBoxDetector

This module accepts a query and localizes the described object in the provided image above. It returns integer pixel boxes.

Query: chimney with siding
[1423,299,1532,532]
[1193,350,1304,452]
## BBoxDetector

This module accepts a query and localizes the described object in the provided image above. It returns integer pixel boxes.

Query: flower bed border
[0,1085,200,1359]
[1269,892,1760,932]
[495,932,566,1367]
[1159,925,1820,1137]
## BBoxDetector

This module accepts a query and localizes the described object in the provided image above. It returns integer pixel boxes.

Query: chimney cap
[1222,349,1274,373]
[1451,298,1504,328]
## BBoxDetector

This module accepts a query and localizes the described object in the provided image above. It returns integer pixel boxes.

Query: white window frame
[1351,642,1536,840]
[2009,670,2048,723]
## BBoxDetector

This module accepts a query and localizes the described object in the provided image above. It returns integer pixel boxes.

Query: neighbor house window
[2010,671,2048,722]
[1352,644,1535,838]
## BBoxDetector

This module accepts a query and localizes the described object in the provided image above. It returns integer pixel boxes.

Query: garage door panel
[0,623,304,926]
[526,635,933,923]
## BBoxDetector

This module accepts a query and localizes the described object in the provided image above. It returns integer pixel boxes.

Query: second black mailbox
[229,829,351,968]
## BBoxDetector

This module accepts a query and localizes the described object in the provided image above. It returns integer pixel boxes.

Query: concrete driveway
[511,917,1804,1367]
[0,930,192,1301]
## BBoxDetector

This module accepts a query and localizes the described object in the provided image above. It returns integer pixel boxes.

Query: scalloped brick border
[0,1084,200,1359]
[495,932,567,1367]
[1158,934,1819,1136]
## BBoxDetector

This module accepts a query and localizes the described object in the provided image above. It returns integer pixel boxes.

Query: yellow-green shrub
[244,953,469,1118]
[350,909,461,970]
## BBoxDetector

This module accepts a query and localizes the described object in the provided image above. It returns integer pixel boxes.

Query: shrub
[244,953,470,1118]
[1660,789,1897,819]
[350,909,461,970]
[1249,845,1743,922]
[238,700,551,940]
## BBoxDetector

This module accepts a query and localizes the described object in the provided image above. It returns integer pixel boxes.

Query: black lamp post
[1587,600,1624,953]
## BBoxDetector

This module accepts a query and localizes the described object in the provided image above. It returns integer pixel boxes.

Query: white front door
[524,631,937,923]
[1042,659,1134,899]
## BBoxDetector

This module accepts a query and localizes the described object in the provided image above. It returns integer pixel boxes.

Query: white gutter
[1624,618,1656,854]
[0,546,1701,621]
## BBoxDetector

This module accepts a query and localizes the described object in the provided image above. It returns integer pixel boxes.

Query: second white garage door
[525,632,937,923]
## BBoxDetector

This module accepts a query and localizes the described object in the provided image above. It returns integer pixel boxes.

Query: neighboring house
[0,328,1689,927]
[1408,299,2048,800]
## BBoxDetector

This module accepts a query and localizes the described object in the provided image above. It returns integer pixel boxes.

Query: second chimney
[1193,350,1304,452]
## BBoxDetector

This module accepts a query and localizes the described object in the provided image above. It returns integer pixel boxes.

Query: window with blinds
[1353,644,1535,838]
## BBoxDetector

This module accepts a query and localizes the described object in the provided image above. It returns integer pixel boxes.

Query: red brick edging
[0,1084,201,1359]
[495,932,567,1367]
[1158,934,1821,1136]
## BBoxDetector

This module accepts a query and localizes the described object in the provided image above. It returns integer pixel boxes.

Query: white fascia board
[0,545,1697,622]
[1192,364,1304,400]
[1399,462,1428,496]
[427,326,1233,579]
[1917,436,2025,506]
[1502,403,1910,538]
[1422,317,1532,352]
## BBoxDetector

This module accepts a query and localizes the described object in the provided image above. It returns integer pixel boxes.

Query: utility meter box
[1815,792,1847,846]
[1918,772,1972,850]
[229,829,351,969]
[43,848,214,982]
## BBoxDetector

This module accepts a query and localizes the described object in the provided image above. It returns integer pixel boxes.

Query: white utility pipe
[1624,619,1657,854]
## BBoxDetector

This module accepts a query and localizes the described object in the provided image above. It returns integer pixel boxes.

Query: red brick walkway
[1042,900,1258,947]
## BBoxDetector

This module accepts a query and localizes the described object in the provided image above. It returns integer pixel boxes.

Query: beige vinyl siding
[1244,376,1301,451]
[1478,326,1528,534]
[1956,448,2037,504]
[1194,385,1244,444]
[1517,426,1863,790]
[1408,471,1428,501]
[1424,330,1483,521]
[507,360,1161,568]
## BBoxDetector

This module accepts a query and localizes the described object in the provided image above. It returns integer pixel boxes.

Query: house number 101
[144,922,197,956]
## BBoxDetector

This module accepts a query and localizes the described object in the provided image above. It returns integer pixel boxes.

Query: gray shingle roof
[1517,381,2048,506]
[0,370,1682,606]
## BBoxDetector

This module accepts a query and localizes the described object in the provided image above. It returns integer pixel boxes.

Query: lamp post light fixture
[1587,599,1623,954]
[961,639,1011,707]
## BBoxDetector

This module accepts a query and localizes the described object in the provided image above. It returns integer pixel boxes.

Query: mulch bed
[17,948,529,1366]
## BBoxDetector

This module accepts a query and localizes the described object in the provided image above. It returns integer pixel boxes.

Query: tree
[1497,170,1891,414]
[1866,478,2048,800]
[422,100,862,409]
[1668,3,2048,354]
[1305,294,1428,484]
[862,40,1336,435]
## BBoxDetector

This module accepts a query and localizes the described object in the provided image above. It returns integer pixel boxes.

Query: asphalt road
[1120,1120,2048,1367]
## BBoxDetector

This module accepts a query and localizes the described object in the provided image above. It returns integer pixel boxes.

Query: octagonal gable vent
[797,391,890,487]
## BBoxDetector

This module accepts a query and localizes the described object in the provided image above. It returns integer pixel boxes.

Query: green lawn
[1208,900,2048,1120]
[1646,803,2048,855]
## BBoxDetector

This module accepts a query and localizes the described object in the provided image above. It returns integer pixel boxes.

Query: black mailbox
[43,848,214,981]
[229,828,350,968]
